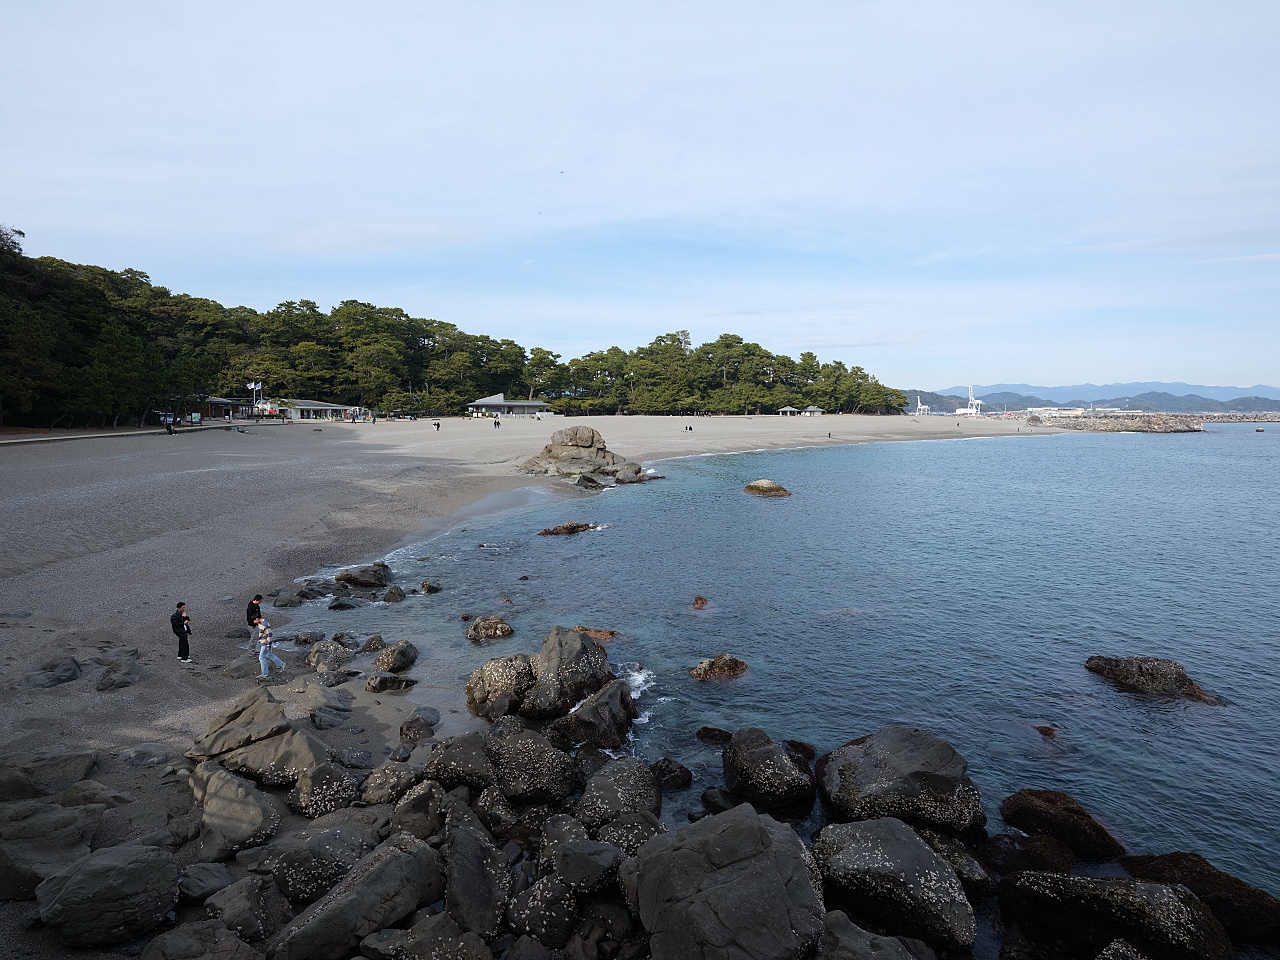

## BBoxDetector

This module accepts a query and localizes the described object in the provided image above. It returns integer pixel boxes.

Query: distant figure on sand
[434,421,441,432]
[493,418,500,429]
[171,602,192,663]
[246,594,262,640]
[254,615,285,680]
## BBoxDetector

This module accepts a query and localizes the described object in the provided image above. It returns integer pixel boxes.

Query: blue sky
[5,2,1278,390]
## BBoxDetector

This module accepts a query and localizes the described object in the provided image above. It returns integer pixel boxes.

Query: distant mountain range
[906,387,1280,414]
[936,381,1280,402]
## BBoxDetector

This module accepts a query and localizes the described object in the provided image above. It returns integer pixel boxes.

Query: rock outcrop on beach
[518,426,643,484]
[1086,655,1221,703]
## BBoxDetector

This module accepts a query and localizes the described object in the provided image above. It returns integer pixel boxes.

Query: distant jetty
[1030,414,1204,434]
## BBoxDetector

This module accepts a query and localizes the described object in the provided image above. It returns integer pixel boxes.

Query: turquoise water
[286,422,1280,897]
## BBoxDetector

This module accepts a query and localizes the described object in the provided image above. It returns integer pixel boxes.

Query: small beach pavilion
[801,405,825,416]
[467,393,551,418]
[777,405,800,416]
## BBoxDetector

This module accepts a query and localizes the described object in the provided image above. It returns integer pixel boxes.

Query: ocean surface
[284,421,1279,903]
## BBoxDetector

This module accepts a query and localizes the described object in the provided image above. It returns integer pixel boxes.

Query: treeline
[0,230,906,427]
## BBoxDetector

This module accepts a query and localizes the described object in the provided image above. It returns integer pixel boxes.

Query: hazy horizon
[5,2,1278,389]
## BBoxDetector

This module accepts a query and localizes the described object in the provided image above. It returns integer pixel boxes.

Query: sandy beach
[0,412,1044,956]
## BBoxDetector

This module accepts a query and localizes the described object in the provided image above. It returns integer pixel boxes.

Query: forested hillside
[0,229,906,427]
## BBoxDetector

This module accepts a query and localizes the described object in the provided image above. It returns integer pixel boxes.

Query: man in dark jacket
[246,595,263,640]
[171,602,192,663]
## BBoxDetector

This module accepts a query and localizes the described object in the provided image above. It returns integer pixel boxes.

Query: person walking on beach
[171,602,192,663]
[253,615,285,680]
[246,594,263,641]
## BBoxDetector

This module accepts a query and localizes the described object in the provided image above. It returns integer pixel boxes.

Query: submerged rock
[467,616,515,643]
[999,788,1125,861]
[1086,655,1220,704]
[537,522,599,536]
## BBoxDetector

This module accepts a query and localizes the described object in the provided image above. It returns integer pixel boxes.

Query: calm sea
[285,421,1279,901]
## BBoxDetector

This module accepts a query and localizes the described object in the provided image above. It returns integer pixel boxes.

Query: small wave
[619,662,656,697]
[634,708,652,726]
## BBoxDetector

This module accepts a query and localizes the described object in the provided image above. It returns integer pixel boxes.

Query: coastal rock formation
[545,678,638,749]
[269,832,443,960]
[692,595,709,610]
[1085,655,1220,703]
[1120,851,1280,945]
[335,562,393,588]
[36,844,179,946]
[190,761,280,859]
[999,788,1125,861]
[817,910,940,960]
[139,919,260,960]
[519,626,615,721]
[443,805,511,937]
[980,832,1078,876]
[467,654,536,720]
[484,727,575,804]
[365,673,417,692]
[688,653,748,680]
[270,810,388,907]
[95,648,144,690]
[467,616,515,643]
[517,426,643,484]
[0,798,105,899]
[813,817,976,953]
[744,478,791,497]
[817,725,984,835]
[651,757,693,792]
[575,757,660,831]
[187,688,332,787]
[573,625,617,641]
[722,727,816,813]
[618,803,825,960]
[997,871,1234,960]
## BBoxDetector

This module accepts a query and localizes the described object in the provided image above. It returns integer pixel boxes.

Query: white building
[777,405,800,416]
[467,393,552,418]
[801,405,825,417]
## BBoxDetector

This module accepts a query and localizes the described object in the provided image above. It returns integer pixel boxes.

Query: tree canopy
[0,239,906,427]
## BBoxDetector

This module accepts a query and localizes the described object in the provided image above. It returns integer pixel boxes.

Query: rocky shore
[1029,415,1205,433]
[4,597,1276,960]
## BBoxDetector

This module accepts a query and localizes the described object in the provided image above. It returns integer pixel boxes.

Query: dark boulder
[382,585,405,602]
[360,758,427,805]
[997,870,1234,960]
[286,761,360,818]
[980,832,1078,876]
[1000,788,1125,861]
[914,828,995,903]
[365,672,417,693]
[335,562,393,588]
[191,761,280,860]
[444,805,511,937]
[484,727,575,804]
[597,810,666,857]
[1085,655,1220,704]
[696,726,734,745]
[813,817,975,954]
[817,725,983,835]
[269,832,442,960]
[95,648,143,690]
[139,919,261,960]
[546,678,638,749]
[0,748,97,793]
[0,798,104,899]
[723,727,816,813]
[373,640,418,673]
[400,706,441,744]
[575,757,660,832]
[392,779,447,842]
[520,626,615,721]
[554,838,623,894]
[422,732,495,791]
[1121,850,1280,945]
[508,875,579,948]
[36,844,179,946]
[618,803,825,960]
[360,910,492,960]
[816,910,939,960]
[467,653,536,720]
[205,875,290,944]
[268,811,388,909]
[652,757,693,792]
[538,522,598,536]
[19,656,82,688]
[744,479,791,497]
[178,863,236,902]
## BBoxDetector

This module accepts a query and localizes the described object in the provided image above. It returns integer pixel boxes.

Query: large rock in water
[722,727,816,813]
[618,803,825,960]
[998,871,1235,960]
[817,725,983,835]
[517,426,643,484]
[37,844,179,946]
[546,678,638,748]
[270,832,443,960]
[335,562,392,588]
[812,818,975,954]
[1120,850,1280,945]
[1085,656,1220,703]
[999,788,1125,861]
[519,626,615,721]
